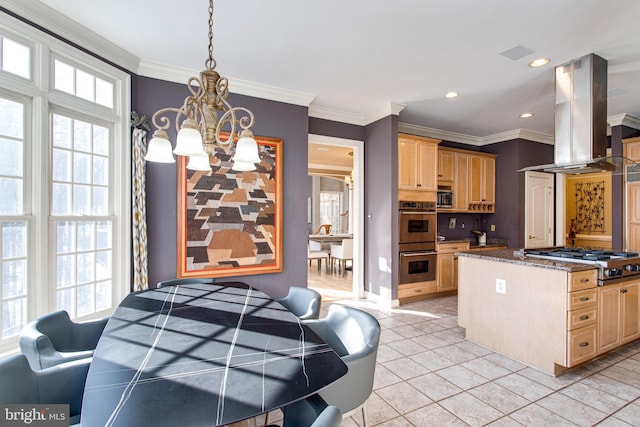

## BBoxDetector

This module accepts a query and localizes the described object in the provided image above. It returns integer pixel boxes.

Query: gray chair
[19,310,108,370]
[275,286,322,320]
[304,304,380,427]
[156,277,216,288]
[0,354,90,426]
[279,394,342,427]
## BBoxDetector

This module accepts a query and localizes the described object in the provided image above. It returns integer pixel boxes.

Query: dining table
[80,282,348,427]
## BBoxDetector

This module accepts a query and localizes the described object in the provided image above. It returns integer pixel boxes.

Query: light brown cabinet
[436,241,470,292]
[624,137,640,252]
[437,148,495,212]
[468,154,495,211]
[437,149,455,182]
[398,134,440,199]
[598,280,640,354]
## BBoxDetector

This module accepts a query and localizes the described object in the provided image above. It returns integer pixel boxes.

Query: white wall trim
[399,122,555,146]
[608,113,640,130]
[1,0,139,73]
[308,134,365,299]
[138,60,317,107]
[309,102,406,126]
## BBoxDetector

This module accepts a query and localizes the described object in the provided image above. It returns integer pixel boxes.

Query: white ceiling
[24,0,640,141]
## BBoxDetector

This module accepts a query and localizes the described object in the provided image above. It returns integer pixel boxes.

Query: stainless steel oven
[398,201,436,244]
[399,242,437,284]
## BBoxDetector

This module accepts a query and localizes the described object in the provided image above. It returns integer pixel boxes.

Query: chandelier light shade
[144,0,261,172]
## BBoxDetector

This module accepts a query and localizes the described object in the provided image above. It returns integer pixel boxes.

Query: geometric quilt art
[177,135,283,278]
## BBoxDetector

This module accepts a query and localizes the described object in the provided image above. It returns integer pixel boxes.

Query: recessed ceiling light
[529,58,550,67]
[520,112,534,119]
[444,91,459,99]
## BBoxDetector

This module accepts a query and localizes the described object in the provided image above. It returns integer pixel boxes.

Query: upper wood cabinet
[437,149,455,182]
[468,154,496,210]
[623,137,640,252]
[438,147,496,212]
[398,134,441,196]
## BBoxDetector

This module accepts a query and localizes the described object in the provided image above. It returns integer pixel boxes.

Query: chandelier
[144,0,260,172]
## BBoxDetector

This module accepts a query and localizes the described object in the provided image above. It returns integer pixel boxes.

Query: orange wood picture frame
[177,135,283,278]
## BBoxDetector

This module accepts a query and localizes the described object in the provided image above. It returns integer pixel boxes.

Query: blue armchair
[303,304,380,427]
[0,354,90,426]
[275,286,322,320]
[19,310,107,369]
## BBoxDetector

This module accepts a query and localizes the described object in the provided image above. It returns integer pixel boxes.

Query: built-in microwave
[437,189,453,209]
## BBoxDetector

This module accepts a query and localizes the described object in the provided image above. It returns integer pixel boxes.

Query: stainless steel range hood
[519,53,619,174]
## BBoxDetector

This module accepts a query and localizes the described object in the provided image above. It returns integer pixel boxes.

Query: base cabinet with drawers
[566,270,599,367]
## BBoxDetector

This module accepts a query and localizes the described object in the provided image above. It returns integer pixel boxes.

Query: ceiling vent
[499,45,534,61]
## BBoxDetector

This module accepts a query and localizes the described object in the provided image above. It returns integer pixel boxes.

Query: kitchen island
[458,249,603,376]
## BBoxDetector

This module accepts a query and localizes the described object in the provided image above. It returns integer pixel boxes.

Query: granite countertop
[457,248,598,272]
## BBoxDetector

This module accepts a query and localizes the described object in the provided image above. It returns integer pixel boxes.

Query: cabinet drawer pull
[579,315,589,321]
[579,342,589,347]
[580,278,590,283]
[621,289,628,294]
[579,297,590,301]
[414,289,421,293]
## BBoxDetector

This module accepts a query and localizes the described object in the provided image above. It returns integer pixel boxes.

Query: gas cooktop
[524,247,640,285]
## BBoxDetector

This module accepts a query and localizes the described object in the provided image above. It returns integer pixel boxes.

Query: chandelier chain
[207,0,215,69]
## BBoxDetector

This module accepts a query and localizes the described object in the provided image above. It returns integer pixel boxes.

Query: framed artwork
[177,135,283,278]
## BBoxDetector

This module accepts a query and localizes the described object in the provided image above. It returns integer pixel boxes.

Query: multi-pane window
[0,34,31,80]
[51,113,113,318]
[53,59,113,108]
[0,15,130,353]
[0,94,27,339]
[320,192,342,233]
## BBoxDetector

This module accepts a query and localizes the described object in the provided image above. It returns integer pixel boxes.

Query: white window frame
[0,13,130,355]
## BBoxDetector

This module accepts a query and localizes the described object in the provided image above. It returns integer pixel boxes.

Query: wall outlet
[496,279,506,294]
[490,224,496,231]
[448,218,456,229]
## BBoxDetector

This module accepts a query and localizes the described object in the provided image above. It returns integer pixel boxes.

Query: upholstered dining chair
[273,394,342,427]
[156,277,216,288]
[330,238,353,276]
[275,286,322,320]
[303,304,380,427]
[308,240,330,272]
[19,310,108,370]
[0,354,90,426]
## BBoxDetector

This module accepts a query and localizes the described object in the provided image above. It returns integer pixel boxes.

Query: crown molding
[398,122,554,146]
[608,113,640,130]
[138,60,316,107]
[309,102,406,126]
[1,0,139,72]
[364,102,407,125]
[308,105,366,125]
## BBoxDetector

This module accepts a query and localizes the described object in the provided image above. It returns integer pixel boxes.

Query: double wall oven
[398,201,437,285]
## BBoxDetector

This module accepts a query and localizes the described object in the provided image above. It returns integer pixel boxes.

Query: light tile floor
[335,295,640,427]
[267,289,640,427]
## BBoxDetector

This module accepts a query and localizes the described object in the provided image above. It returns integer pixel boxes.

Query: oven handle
[400,251,437,257]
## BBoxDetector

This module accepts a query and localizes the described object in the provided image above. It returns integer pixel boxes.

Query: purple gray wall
[364,116,399,300]
[437,139,554,247]
[132,76,310,296]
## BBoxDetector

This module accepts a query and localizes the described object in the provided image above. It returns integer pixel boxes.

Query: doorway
[524,171,555,248]
[308,134,364,300]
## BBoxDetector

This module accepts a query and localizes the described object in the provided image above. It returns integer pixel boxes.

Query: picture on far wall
[177,136,283,278]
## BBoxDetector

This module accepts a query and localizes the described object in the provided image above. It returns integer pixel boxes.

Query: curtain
[131,125,149,291]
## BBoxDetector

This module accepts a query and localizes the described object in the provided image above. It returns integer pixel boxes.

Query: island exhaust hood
[519,53,618,174]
